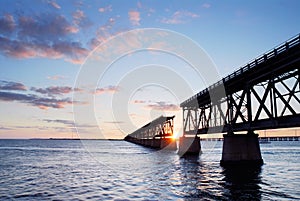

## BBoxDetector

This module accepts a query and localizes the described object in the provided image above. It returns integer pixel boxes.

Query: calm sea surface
[0,139,299,200]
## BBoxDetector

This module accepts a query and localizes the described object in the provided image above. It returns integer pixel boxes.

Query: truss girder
[181,34,300,135]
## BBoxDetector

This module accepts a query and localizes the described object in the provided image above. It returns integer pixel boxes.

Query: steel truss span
[181,34,300,135]
[125,115,175,140]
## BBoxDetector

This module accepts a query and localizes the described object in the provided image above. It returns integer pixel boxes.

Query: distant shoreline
[0,138,124,141]
[0,136,299,141]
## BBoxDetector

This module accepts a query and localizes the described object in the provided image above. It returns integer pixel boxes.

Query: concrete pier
[178,136,201,156]
[220,133,263,166]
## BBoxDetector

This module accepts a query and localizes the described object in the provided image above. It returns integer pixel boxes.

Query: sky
[0,0,300,139]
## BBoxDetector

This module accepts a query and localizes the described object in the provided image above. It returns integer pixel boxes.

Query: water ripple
[0,140,299,200]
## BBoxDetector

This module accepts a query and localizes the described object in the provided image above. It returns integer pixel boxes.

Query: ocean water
[0,139,299,200]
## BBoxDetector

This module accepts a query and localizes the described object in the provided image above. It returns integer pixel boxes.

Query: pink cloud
[98,5,112,13]
[89,17,118,49]
[0,11,90,64]
[161,10,199,24]
[18,14,78,39]
[31,86,71,95]
[128,10,141,26]
[73,10,84,21]
[31,86,82,97]
[133,100,146,104]
[95,85,120,94]
[47,75,66,80]
[65,26,79,33]
[0,35,89,64]
[48,0,61,9]
[145,101,180,111]
[72,10,92,29]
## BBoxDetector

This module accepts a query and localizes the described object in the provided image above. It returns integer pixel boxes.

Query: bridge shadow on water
[177,154,262,200]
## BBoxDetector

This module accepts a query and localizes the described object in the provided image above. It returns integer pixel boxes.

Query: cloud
[95,85,120,94]
[43,119,74,126]
[73,10,85,21]
[137,1,142,9]
[31,86,72,96]
[0,13,89,64]
[0,36,88,64]
[47,75,66,80]
[128,10,141,26]
[160,10,199,24]
[145,101,180,111]
[0,126,13,130]
[133,100,146,104]
[202,3,211,9]
[129,113,140,118]
[89,17,117,49]
[52,40,89,61]
[132,100,179,111]
[31,86,82,97]
[0,14,15,35]
[48,0,61,9]
[72,10,92,29]
[98,5,112,13]
[0,91,74,109]
[147,8,155,17]
[18,14,78,40]
[37,126,76,133]
[43,119,98,129]
[104,121,124,124]
[0,80,27,91]
[40,119,77,133]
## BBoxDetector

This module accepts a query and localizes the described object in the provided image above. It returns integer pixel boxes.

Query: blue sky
[0,0,299,139]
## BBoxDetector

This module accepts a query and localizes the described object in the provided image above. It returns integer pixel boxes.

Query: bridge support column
[178,136,201,156]
[220,132,263,166]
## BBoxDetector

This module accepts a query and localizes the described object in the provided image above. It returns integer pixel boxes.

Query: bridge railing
[181,33,300,107]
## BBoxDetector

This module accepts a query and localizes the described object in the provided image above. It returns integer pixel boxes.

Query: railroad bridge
[125,34,300,166]
[124,115,176,150]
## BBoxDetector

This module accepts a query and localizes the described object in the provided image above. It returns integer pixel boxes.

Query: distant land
[23,136,299,142]
[27,138,124,141]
